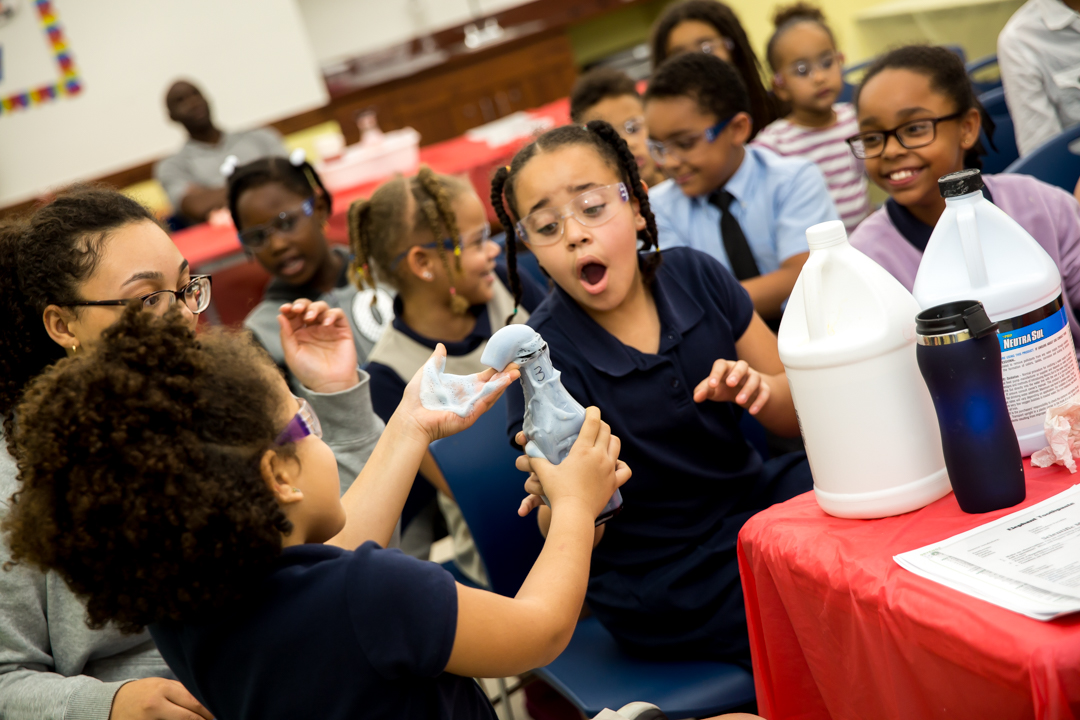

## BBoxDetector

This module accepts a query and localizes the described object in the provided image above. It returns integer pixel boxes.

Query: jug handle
[803,253,827,342]
[957,204,989,289]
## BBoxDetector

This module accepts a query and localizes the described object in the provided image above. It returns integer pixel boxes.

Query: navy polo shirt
[150,543,496,720]
[505,247,769,657]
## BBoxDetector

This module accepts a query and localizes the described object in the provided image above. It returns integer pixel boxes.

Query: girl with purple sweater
[846,46,1080,352]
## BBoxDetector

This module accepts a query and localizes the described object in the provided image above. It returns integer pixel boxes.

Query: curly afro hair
[0,185,157,446]
[2,305,294,634]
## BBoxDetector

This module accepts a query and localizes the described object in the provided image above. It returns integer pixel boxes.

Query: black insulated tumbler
[915,300,1026,514]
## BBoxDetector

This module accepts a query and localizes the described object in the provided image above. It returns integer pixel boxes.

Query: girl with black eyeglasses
[845,45,1080,351]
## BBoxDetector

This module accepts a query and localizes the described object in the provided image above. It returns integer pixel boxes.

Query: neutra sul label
[998,298,1080,424]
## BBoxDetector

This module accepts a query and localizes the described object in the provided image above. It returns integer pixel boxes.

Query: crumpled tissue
[1030,403,1080,472]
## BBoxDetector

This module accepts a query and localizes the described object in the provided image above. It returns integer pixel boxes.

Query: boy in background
[570,68,667,189]
[644,52,838,324]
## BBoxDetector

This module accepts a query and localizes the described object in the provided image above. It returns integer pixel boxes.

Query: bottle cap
[916,300,998,339]
[938,168,984,199]
[805,220,847,251]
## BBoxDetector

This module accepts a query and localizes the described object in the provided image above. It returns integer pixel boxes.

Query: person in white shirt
[998,0,1080,156]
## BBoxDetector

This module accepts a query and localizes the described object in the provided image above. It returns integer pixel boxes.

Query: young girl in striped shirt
[752,3,871,232]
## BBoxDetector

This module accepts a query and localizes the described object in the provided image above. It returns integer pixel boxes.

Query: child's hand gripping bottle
[483,324,623,525]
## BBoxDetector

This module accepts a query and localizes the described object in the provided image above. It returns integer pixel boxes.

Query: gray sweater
[0,373,384,720]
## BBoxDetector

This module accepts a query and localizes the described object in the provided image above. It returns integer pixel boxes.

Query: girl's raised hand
[693,358,771,415]
[395,344,520,445]
[278,299,359,394]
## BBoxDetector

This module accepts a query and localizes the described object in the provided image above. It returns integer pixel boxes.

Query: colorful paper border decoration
[0,0,81,116]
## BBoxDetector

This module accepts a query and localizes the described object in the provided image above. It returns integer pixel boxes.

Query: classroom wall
[729,0,1024,68]
[0,0,328,207]
[296,0,533,69]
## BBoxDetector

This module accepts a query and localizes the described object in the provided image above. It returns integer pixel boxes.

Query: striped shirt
[752,103,871,232]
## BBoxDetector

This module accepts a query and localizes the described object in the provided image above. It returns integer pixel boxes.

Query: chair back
[978,87,1020,174]
[430,395,545,597]
[967,54,1001,95]
[1004,124,1080,194]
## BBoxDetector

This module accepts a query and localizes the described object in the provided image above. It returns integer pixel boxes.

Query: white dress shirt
[998,0,1080,156]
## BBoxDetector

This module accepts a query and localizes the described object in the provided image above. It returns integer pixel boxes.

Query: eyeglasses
[60,275,213,315]
[672,37,736,57]
[647,116,734,165]
[515,183,629,246]
[388,223,493,271]
[619,117,645,138]
[238,198,315,250]
[846,112,964,159]
[777,51,843,81]
[275,397,322,446]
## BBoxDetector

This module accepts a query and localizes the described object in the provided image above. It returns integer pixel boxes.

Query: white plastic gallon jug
[912,169,1080,456]
[779,221,950,519]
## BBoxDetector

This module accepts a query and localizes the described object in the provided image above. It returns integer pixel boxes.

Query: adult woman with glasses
[649,0,780,139]
[0,186,383,720]
[228,155,393,386]
[845,46,1080,347]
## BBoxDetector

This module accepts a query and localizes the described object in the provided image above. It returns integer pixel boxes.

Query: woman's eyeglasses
[275,397,322,446]
[515,183,629,246]
[60,275,212,316]
[388,223,493,271]
[646,116,734,165]
[846,112,964,159]
[238,198,315,250]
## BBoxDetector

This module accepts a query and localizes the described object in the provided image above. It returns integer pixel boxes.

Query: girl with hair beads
[846,45,1080,349]
[230,154,384,381]
[349,167,545,580]
[650,0,780,139]
[753,3,870,232]
[492,120,812,665]
[0,188,380,719]
[2,306,630,720]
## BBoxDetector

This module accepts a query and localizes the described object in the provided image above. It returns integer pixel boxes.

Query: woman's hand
[109,677,213,720]
[513,409,630,519]
[279,299,359,394]
[693,358,771,415]
[393,344,519,445]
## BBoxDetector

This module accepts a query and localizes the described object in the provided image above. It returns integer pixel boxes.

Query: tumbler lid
[939,169,984,198]
[916,300,998,342]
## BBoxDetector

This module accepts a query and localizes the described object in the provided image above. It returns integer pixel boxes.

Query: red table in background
[171,97,571,272]
[738,461,1080,720]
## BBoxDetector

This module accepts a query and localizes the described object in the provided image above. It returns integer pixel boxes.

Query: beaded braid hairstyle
[347,166,474,314]
[490,120,661,322]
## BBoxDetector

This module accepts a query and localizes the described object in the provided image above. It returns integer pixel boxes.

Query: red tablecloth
[172,98,571,270]
[738,461,1080,720]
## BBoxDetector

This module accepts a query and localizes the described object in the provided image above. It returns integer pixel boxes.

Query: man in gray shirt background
[154,80,286,224]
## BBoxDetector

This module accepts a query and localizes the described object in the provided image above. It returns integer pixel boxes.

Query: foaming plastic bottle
[913,169,1080,456]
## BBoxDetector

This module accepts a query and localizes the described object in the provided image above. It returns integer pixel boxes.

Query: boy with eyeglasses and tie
[644,51,839,327]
